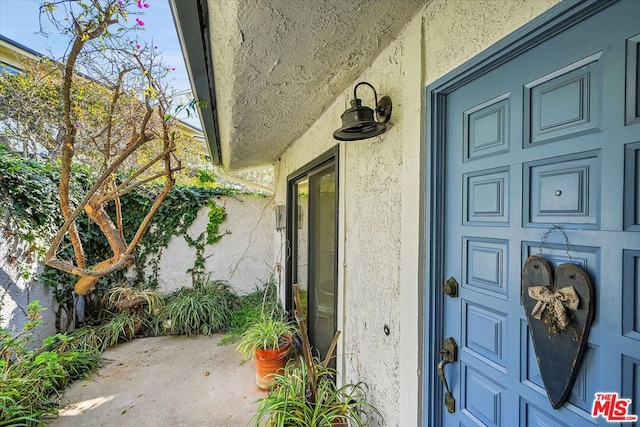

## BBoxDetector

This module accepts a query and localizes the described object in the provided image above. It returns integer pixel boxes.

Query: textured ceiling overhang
[171,0,426,170]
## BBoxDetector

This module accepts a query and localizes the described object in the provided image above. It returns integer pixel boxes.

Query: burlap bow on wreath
[528,285,579,332]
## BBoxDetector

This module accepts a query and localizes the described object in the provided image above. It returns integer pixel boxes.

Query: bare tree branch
[37,1,180,295]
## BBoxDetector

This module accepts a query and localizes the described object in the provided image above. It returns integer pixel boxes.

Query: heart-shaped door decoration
[521,255,594,409]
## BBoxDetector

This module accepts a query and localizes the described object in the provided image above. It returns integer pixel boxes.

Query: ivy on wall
[0,146,231,330]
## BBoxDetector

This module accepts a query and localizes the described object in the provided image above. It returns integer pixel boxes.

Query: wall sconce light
[333,81,392,141]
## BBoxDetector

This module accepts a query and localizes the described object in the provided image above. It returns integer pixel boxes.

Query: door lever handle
[437,337,458,413]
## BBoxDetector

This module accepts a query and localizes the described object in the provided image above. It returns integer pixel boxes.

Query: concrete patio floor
[44,335,266,426]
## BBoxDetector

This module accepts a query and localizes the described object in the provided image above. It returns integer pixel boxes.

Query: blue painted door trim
[422,1,618,425]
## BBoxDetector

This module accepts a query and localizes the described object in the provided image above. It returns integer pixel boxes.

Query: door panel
[307,165,337,360]
[288,157,337,364]
[439,1,640,425]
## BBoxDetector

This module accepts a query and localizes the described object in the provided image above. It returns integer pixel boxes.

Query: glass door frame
[285,147,339,358]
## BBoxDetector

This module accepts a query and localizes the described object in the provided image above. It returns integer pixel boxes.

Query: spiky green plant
[97,312,140,350]
[0,303,102,426]
[104,286,164,316]
[221,279,282,345]
[158,280,238,336]
[253,357,382,427]
[0,396,45,427]
[65,326,105,353]
[236,315,296,361]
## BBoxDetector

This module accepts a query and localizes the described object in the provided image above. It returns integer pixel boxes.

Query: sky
[0,0,199,127]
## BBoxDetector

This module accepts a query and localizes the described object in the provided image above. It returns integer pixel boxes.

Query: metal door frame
[286,147,339,347]
[422,1,616,425]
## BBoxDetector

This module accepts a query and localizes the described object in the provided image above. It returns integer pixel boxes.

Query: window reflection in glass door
[289,159,337,365]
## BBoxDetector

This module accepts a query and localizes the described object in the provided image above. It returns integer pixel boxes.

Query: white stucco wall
[274,0,559,425]
[2,193,274,342]
[155,193,275,295]
[0,217,57,343]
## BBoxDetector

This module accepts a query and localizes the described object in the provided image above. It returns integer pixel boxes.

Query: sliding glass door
[287,152,337,364]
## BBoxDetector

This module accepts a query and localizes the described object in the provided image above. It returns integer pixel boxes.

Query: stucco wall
[0,216,57,343]
[274,0,559,425]
[155,193,275,295]
[423,0,560,86]
[2,193,274,342]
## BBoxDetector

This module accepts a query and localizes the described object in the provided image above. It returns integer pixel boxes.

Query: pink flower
[75,123,81,129]
[144,3,149,8]
[137,0,143,8]
[118,1,123,5]
[136,44,141,49]
[136,18,144,27]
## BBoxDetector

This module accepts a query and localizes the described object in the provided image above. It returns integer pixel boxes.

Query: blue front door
[436,1,640,425]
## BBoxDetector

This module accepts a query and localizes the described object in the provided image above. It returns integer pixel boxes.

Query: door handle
[443,277,459,297]
[437,337,458,413]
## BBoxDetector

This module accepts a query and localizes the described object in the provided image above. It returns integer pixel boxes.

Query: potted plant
[253,357,381,426]
[236,312,296,390]
[252,285,382,426]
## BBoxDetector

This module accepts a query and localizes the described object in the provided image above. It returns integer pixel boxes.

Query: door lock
[437,337,458,413]
[443,277,459,297]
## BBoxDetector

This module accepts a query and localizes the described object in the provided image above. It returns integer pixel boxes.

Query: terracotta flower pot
[254,340,291,390]
[122,318,142,340]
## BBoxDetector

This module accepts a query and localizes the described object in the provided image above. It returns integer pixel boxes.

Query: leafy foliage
[254,358,382,427]
[236,315,295,361]
[0,147,230,330]
[0,58,65,159]
[158,279,239,337]
[222,278,282,345]
[0,56,214,185]
[235,281,294,360]
[96,312,141,350]
[0,302,102,426]
[252,285,382,427]
[103,286,164,316]
[0,147,86,254]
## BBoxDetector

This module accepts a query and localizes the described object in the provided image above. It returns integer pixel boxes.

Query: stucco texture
[155,194,275,295]
[206,0,425,170]
[423,0,560,86]
[274,0,559,425]
[275,35,407,427]
[2,194,275,343]
[0,216,57,342]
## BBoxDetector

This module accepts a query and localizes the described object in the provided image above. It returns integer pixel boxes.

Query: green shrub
[221,278,282,345]
[0,396,45,427]
[96,312,142,350]
[254,357,382,427]
[0,302,102,426]
[236,315,296,360]
[159,280,238,336]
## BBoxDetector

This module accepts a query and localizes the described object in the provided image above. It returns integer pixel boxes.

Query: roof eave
[168,0,221,165]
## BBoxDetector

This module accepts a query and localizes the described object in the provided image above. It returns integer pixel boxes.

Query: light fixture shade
[333,99,386,141]
[333,82,392,141]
